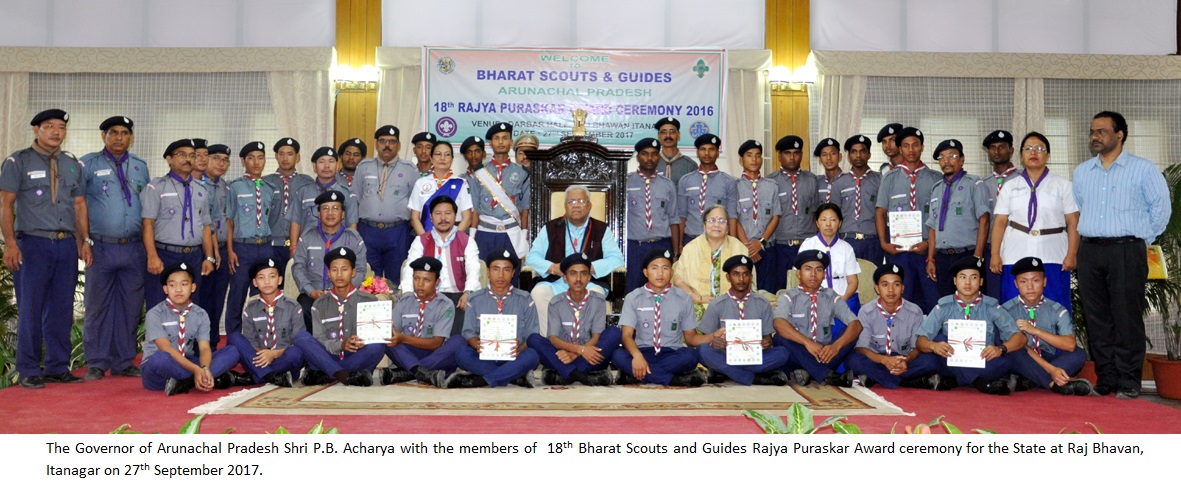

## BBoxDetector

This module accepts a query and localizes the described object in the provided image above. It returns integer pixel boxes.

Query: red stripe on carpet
[1,370,1177,434]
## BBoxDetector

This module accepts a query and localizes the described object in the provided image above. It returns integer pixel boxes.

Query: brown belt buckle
[1030,229,1040,236]
[945,249,957,255]
[284,240,291,247]
[55,232,67,239]
[182,247,193,253]
[496,225,505,232]
[854,233,865,240]
[376,222,387,229]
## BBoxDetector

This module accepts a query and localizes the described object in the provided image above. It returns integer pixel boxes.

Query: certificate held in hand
[946,319,987,368]
[479,314,518,361]
[725,319,763,366]
[355,300,393,345]
[888,210,923,250]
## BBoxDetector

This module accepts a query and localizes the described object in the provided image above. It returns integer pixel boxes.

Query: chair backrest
[856,258,878,305]
[525,137,632,257]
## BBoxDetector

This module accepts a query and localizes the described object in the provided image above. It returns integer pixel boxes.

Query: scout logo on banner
[423,47,727,150]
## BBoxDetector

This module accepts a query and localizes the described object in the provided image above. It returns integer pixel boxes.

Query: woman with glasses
[409,140,474,236]
[989,132,1079,311]
[673,204,757,311]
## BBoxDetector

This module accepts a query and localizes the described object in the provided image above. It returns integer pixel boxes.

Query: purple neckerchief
[318,223,347,289]
[1021,169,1048,229]
[167,171,195,240]
[815,233,838,288]
[103,148,133,207]
[937,170,966,231]
[210,177,223,233]
[316,177,337,191]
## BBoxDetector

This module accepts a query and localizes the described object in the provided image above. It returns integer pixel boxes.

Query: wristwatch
[205,256,216,264]
[998,344,1008,355]
[84,237,93,246]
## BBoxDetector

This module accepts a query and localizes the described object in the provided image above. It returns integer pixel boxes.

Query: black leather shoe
[19,376,45,389]
[381,367,415,385]
[706,368,729,384]
[111,366,141,377]
[615,371,641,385]
[899,376,929,389]
[586,370,613,386]
[164,377,195,396]
[543,369,569,386]
[301,369,330,386]
[670,369,706,387]
[214,372,234,389]
[974,379,1012,396]
[1012,375,1037,392]
[789,369,811,386]
[856,374,877,388]
[264,372,294,388]
[414,366,447,387]
[1116,387,1141,399]
[1068,379,1094,396]
[347,370,374,387]
[84,367,105,381]
[931,374,958,391]
[753,370,789,386]
[824,371,854,388]
[232,371,256,386]
[44,372,83,384]
[1093,384,1116,396]
[510,372,535,388]
[447,373,488,389]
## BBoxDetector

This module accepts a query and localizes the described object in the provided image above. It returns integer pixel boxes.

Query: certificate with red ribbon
[479,314,518,361]
[355,300,393,345]
[947,319,987,368]
[725,319,763,366]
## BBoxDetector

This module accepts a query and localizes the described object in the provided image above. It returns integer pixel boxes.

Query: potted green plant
[1144,164,1181,399]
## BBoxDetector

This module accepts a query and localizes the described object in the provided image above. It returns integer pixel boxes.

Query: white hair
[564,185,590,199]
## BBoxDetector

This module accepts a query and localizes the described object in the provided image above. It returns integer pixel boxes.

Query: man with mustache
[354,125,419,283]
[653,117,697,185]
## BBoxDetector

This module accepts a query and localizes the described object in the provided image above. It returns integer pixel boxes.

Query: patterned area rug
[192,379,907,417]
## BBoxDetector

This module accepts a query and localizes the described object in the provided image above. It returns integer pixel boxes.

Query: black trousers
[1077,238,1147,391]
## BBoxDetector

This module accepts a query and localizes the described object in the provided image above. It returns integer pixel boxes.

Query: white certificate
[479,314,518,361]
[947,319,987,368]
[355,300,393,345]
[725,319,763,366]
[888,210,923,250]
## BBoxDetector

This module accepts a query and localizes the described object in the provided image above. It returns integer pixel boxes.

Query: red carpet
[1,369,1178,434]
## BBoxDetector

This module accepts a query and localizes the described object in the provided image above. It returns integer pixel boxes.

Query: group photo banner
[423,47,727,150]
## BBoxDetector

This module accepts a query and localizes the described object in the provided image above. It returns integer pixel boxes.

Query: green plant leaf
[325,427,339,434]
[180,414,205,434]
[743,409,789,434]
[308,421,325,434]
[831,420,862,434]
[110,424,141,434]
[221,428,235,434]
[941,421,962,434]
[1085,422,1102,434]
[974,429,997,434]
[925,415,945,427]
[787,403,815,434]
[274,427,290,434]
[889,422,898,434]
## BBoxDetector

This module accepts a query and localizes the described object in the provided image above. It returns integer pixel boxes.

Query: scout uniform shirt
[698,291,776,338]
[141,173,213,247]
[81,149,150,240]
[354,157,420,223]
[678,169,738,237]
[817,172,841,204]
[619,285,697,350]
[264,171,313,245]
[391,292,456,339]
[142,301,211,360]
[918,294,1019,345]
[199,177,230,244]
[735,173,781,241]
[773,287,858,345]
[547,290,608,344]
[292,224,368,294]
[767,169,820,243]
[461,288,540,342]
[310,288,381,356]
[656,151,698,185]
[1001,296,1072,357]
[830,170,882,237]
[468,160,531,224]
[286,180,360,230]
[982,167,1020,239]
[626,171,679,240]
[241,295,305,350]
[226,176,277,240]
[0,146,85,234]
[926,172,991,249]
[875,164,942,241]
[855,298,925,355]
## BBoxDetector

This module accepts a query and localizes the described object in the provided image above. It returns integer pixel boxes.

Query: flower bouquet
[360,275,394,300]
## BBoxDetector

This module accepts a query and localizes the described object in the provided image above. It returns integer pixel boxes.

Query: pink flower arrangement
[360,275,393,295]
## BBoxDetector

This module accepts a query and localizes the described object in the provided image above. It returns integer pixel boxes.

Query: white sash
[474,168,521,223]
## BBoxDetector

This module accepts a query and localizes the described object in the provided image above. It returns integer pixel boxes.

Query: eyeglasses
[1022,145,1048,153]
[566,199,588,206]
[936,153,962,161]
[706,217,728,225]
[170,153,196,160]
[319,204,343,212]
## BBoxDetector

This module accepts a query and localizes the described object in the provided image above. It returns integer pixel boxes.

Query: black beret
[896,127,924,146]
[311,146,336,161]
[933,139,964,160]
[206,144,231,156]
[738,140,763,157]
[485,122,513,139]
[159,261,196,286]
[635,137,660,152]
[877,123,904,142]
[428,194,457,213]
[983,130,1013,147]
[99,116,133,133]
[409,256,443,275]
[560,252,592,273]
[460,136,485,153]
[1011,257,1045,277]
[654,117,680,131]
[339,138,367,158]
[793,249,830,270]
[411,132,437,144]
[775,135,804,152]
[486,249,519,270]
[813,137,840,157]
[949,256,985,277]
[375,125,400,139]
[314,190,346,208]
[873,263,905,284]
[163,139,196,159]
[722,255,753,273]
[324,246,357,268]
[191,138,208,150]
[641,248,674,269]
[694,134,720,149]
[31,108,68,126]
[240,141,266,158]
[273,137,300,153]
[844,134,872,151]
[248,257,281,280]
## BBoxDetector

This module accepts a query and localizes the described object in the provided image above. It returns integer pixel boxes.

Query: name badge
[402,314,417,318]
[95,169,112,177]
[561,321,574,326]
[365,175,378,179]
[28,170,46,179]
[840,187,855,193]
[161,192,178,197]
[307,246,322,250]
[686,187,700,191]
[237,194,254,198]
[738,197,751,202]
[253,316,267,321]
[627,187,641,191]
[323,316,343,322]
[162,321,178,326]
[791,313,805,318]
[638,307,654,312]
[890,193,906,199]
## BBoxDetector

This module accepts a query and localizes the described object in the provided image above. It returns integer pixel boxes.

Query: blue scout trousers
[140,347,240,391]
[771,243,803,293]
[697,344,790,386]
[197,245,230,348]
[774,335,855,382]
[83,240,146,373]
[385,337,463,373]
[528,326,622,378]
[293,331,385,375]
[453,337,540,387]
[844,350,942,389]
[924,334,1013,384]
[358,222,411,283]
[888,251,938,312]
[226,332,304,382]
[1008,347,1086,390]
[14,234,78,377]
[225,242,271,338]
[610,346,699,386]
